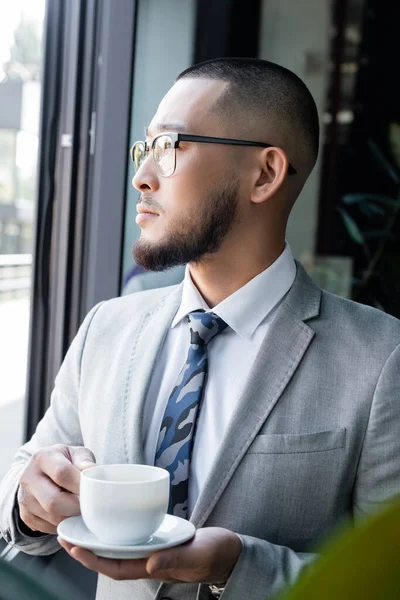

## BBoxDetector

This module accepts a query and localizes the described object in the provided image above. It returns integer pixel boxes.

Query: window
[0,0,46,480]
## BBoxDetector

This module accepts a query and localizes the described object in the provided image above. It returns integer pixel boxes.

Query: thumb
[69,446,96,471]
[146,546,182,575]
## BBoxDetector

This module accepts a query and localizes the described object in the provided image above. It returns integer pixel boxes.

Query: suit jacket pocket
[247,428,346,454]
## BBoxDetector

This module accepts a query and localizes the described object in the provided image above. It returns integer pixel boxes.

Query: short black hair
[177,57,320,168]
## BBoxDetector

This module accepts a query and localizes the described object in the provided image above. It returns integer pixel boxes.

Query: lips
[135,205,159,226]
[136,204,159,216]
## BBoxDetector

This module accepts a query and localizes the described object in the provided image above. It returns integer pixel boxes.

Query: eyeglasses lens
[153,135,175,177]
[132,141,147,172]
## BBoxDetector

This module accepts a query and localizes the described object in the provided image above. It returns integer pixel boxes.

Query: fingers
[18,444,95,536]
[18,475,80,531]
[146,544,191,581]
[34,475,80,519]
[20,512,58,535]
[146,528,241,584]
[68,446,96,472]
[147,546,181,573]
[19,486,54,524]
[58,539,150,580]
[38,447,82,495]
[58,527,241,585]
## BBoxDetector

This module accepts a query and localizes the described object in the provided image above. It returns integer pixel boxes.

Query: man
[1,57,400,600]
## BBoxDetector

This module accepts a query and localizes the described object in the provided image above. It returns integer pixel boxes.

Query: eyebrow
[145,123,188,137]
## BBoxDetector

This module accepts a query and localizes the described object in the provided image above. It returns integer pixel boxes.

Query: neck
[188,240,286,308]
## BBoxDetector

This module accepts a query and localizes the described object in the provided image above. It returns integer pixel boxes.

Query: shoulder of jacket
[93,284,182,317]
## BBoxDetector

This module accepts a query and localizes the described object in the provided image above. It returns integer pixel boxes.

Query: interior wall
[259,0,332,262]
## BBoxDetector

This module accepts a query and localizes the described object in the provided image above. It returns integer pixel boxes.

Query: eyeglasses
[130,132,297,178]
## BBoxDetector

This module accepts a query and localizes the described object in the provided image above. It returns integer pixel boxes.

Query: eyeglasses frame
[130,131,297,177]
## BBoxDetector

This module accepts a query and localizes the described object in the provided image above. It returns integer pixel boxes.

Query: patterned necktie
[155,310,228,518]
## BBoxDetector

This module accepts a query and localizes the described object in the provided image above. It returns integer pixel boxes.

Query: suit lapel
[190,263,321,527]
[124,286,182,465]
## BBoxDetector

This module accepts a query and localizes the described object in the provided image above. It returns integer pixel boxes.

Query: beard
[132,177,240,271]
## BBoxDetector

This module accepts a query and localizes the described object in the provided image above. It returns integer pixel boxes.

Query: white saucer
[57,514,195,559]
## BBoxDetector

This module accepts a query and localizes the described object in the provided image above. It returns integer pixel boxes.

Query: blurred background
[0,0,399,591]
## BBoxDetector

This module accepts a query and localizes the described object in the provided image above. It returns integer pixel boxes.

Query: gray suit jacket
[2,263,400,600]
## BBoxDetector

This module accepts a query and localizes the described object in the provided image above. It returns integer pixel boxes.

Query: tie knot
[186,310,228,346]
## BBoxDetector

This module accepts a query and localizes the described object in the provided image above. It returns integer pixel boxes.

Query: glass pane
[0,0,46,480]
[121,0,196,296]
[153,135,175,177]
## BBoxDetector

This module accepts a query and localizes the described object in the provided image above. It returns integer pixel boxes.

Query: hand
[58,527,242,584]
[18,444,96,535]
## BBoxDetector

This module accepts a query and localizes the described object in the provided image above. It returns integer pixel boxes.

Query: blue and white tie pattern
[155,310,228,518]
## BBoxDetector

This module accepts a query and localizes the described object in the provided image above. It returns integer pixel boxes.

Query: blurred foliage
[336,133,400,317]
[10,18,42,68]
[4,15,42,81]
[389,123,400,170]
[278,495,400,600]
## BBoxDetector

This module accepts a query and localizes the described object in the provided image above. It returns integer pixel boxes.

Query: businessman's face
[131,78,241,271]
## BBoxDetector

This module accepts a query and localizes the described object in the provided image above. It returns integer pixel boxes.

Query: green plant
[278,495,400,600]
[337,136,400,316]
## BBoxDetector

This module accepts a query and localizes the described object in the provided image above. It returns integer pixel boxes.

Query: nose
[131,159,160,193]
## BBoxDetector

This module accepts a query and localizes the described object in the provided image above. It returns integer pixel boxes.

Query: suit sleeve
[0,302,104,556]
[221,342,400,600]
[352,342,400,518]
[220,536,316,600]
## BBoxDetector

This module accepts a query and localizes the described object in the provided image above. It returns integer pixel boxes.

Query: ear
[251,147,290,205]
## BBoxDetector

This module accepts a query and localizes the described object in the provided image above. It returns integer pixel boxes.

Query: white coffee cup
[80,464,170,545]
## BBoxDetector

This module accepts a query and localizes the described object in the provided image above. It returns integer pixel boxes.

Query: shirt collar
[171,243,296,339]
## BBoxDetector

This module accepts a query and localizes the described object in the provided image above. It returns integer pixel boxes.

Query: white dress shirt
[143,243,296,514]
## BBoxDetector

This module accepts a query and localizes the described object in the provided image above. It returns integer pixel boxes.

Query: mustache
[138,193,162,213]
